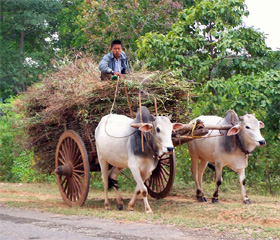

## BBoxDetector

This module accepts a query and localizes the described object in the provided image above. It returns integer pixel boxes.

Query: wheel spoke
[72,178,78,202]
[73,175,82,198]
[63,178,69,194]
[61,176,67,186]
[74,169,85,174]
[72,144,80,164]
[161,165,170,176]
[158,171,164,191]
[61,142,69,162]
[74,173,84,193]
[155,175,159,193]
[68,178,73,201]
[58,157,66,165]
[160,166,168,183]
[74,161,84,169]
[161,161,170,167]
[73,154,82,166]
[58,150,66,162]
[158,156,169,161]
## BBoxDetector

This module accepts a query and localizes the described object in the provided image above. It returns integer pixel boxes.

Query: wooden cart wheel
[55,130,90,207]
[145,151,176,199]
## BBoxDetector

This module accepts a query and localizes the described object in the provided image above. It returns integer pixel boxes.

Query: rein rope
[104,76,136,139]
[230,111,251,155]
[104,76,170,155]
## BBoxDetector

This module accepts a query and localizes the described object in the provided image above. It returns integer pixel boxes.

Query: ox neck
[235,134,251,156]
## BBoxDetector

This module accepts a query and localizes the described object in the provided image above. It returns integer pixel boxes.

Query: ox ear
[227,125,241,136]
[172,123,184,131]
[259,121,265,129]
[168,114,172,120]
[139,123,153,133]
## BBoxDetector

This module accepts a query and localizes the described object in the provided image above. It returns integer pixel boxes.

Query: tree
[73,0,195,59]
[0,0,62,99]
[137,0,271,82]
[56,0,87,51]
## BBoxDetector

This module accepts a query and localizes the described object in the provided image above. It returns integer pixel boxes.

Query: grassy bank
[0,182,279,239]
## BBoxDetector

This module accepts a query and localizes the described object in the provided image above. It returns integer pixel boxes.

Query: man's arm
[99,55,113,74]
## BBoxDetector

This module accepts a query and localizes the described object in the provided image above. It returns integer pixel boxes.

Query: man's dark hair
[111,39,122,48]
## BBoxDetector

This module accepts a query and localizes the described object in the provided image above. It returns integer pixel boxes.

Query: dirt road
[1,183,279,240]
[0,204,232,240]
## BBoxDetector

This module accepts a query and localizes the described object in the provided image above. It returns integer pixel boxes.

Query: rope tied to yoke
[105,76,167,153]
[105,76,136,138]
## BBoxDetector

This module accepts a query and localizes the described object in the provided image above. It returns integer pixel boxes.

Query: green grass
[1,182,280,239]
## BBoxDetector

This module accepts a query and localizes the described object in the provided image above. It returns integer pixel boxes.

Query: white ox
[188,110,266,204]
[95,107,182,213]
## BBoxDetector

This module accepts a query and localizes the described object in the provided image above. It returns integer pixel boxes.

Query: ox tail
[207,163,215,171]
[108,177,119,190]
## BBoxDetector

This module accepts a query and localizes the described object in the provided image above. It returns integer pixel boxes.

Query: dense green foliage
[0,99,49,182]
[137,0,271,81]
[56,0,88,50]
[73,0,195,59]
[0,0,62,99]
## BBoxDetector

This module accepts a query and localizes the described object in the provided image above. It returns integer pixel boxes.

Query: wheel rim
[55,130,90,207]
[145,151,176,199]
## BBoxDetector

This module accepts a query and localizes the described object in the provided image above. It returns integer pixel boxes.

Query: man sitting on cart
[99,39,129,80]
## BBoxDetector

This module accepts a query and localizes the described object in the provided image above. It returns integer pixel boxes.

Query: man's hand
[113,71,122,77]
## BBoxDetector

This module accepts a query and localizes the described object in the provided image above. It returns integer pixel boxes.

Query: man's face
[111,44,122,59]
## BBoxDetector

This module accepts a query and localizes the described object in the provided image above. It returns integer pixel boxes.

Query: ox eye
[245,126,250,129]
[156,127,160,133]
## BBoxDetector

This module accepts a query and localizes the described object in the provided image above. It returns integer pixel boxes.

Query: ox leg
[190,155,205,202]
[212,162,223,204]
[109,167,124,210]
[197,160,208,202]
[128,164,153,214]
[99,160,110,210]
[127,186,140,211]
[238,168,251,204]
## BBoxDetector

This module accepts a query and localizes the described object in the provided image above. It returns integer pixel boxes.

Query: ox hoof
[212,198,219,204]
[118,205,123,211]
[244,199,251,205]
[145,209,153,214]
[127,205,134,212]
[197,196,207,202]
[105,203,111,210]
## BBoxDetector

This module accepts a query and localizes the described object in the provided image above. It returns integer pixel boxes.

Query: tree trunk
[19,30,26,92]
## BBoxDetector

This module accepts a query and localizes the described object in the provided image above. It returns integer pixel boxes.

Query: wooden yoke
[171,119,233,147]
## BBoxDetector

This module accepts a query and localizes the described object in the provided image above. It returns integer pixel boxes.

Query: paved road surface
[0,205,238,240]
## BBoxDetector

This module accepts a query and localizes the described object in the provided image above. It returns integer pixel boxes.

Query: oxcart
[55,114,232,207]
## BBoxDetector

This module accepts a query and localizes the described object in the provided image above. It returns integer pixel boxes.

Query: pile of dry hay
[18,58,192,173]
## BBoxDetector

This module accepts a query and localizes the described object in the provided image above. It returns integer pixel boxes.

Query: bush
[0,98,49,182]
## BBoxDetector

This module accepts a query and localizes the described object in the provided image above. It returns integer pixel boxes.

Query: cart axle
[55,164,73,177]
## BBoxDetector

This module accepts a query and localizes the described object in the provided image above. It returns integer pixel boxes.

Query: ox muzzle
[166,147,174,153]
[258,140,266,146]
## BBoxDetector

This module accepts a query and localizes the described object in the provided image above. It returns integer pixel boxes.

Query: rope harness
[104,76,168,155]
[229,111,254,156]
